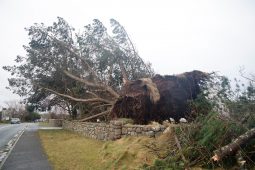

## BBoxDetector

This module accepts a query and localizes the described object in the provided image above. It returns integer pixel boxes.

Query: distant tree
[4,100,27,120]
[24,103,41,121]
[3,17,153,119]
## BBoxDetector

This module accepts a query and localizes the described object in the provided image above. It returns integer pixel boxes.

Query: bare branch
[93,104,112,109]
[80,110,110,122]
[63,70,119,98]
[115,23,152,76]
[90,102,102,107]
[239,68,255,82]
[86,91,99,98]
[241,74,255,83]
[38,85,113,104]
[89,104,112,114]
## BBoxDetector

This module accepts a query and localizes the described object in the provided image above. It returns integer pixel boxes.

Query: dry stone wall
[63,120,166,141]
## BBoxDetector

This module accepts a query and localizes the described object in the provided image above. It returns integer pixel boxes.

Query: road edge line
[0,126,27,169]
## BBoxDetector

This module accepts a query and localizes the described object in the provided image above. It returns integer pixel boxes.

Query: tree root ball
[111,70,209,124]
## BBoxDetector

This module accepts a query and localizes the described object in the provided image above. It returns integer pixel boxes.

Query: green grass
[39,122,50,127]
[39,130,156,170]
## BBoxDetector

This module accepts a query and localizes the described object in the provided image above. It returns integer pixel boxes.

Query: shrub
[146,75,255,169]
[25,112,41,121]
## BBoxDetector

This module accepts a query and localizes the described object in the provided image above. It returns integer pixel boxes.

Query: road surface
[0,123,28,150]
[1,123,52,170]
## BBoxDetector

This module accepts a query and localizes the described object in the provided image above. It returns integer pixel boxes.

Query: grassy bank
[39,130,156,170]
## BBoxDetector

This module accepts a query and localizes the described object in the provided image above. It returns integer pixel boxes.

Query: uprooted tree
[3,17,208,123]
[3,17,153,119]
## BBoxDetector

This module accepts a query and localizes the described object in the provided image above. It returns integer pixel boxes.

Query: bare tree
[4,100,26,119]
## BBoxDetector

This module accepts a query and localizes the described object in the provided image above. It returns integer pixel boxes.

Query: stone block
[145,131,155,137]
[115,129,122,135]
[109,132,115,140]
[152,125,161,132]
[144,126,151,131]
[136,128,142,133]
[114,121,123,126]
[122,128,127,134]
[130,132,137,136]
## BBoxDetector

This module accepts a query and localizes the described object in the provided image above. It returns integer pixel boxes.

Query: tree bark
[118,60,129,84]
[212,127,255,161]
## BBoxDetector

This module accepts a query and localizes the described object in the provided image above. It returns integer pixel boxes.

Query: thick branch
[93,104,112,109]
[41,86,113,104]
[86,91,99,98]
[212,127,255,161]
[63,70,119,98]
[80,110,109,122]
[89,104,112,114]
[118,60,129,84]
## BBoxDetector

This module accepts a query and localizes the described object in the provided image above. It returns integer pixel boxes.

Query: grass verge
[39,130,156,170]
[39,122,50,127]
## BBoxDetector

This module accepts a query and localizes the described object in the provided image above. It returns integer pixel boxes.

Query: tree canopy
[3,17,154,118]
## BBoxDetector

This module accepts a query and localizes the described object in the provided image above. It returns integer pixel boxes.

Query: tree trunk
[212,127,255,161]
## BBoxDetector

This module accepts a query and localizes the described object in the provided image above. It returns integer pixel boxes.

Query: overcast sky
[0,0,255,107]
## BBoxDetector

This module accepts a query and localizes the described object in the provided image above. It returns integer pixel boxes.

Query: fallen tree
[4,17,210,124]
[3,17,153,119]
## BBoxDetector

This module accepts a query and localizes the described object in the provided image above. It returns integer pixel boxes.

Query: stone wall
[121,124,165,137]
[63,120,166,141]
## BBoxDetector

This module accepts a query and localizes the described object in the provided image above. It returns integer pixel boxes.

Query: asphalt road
[2,123,52,170]
[0,123,28,150]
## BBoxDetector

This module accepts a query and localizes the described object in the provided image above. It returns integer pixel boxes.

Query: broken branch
[212,127,255,161]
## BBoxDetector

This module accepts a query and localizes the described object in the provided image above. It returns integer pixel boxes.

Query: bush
[25,112,41,121]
